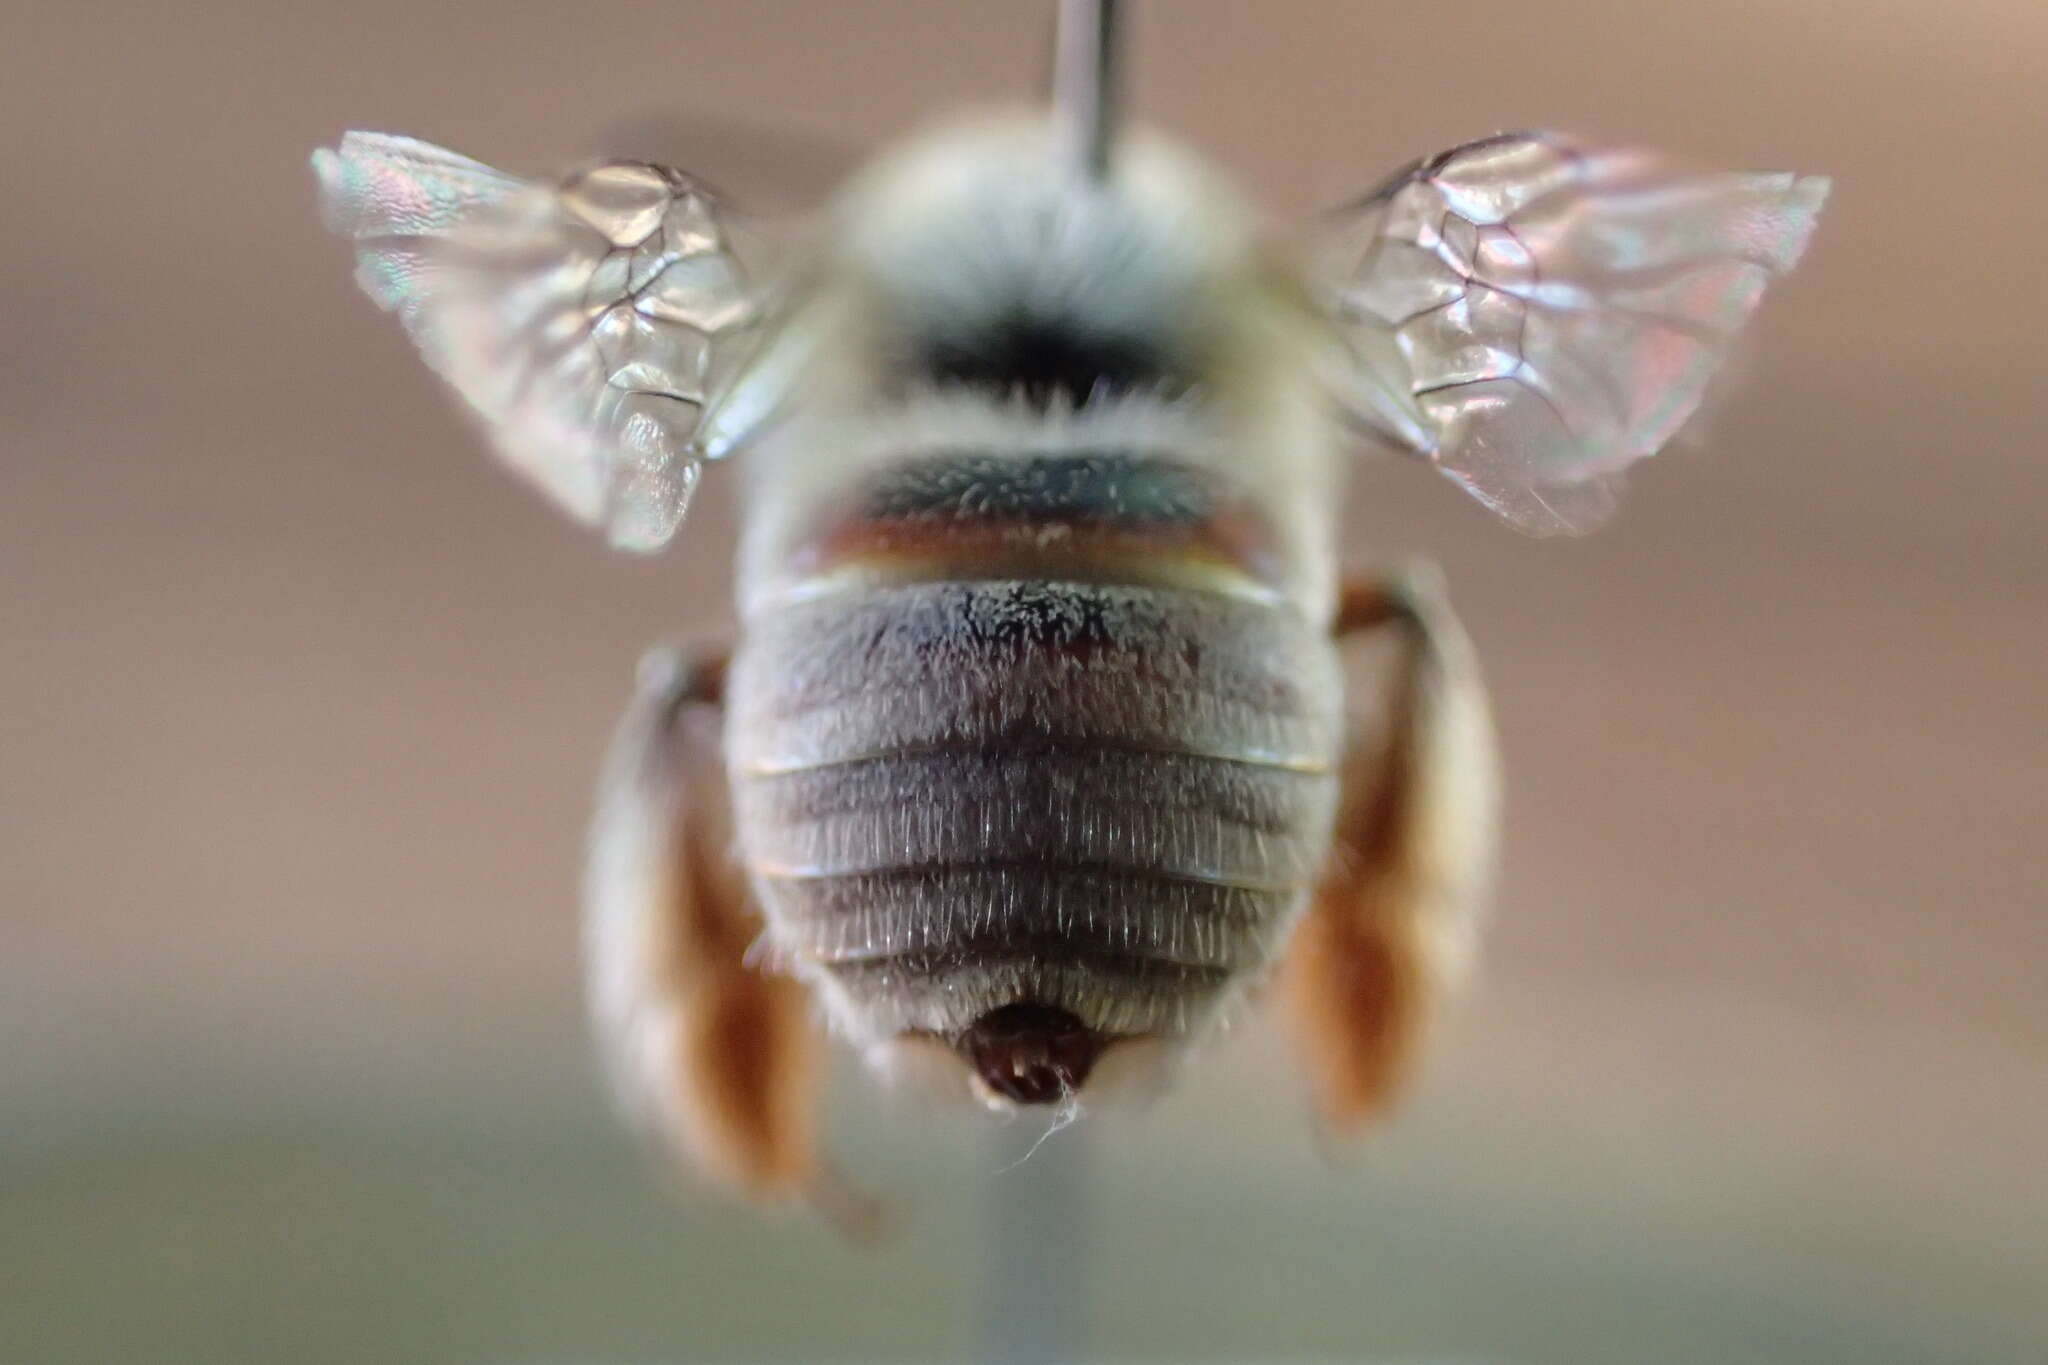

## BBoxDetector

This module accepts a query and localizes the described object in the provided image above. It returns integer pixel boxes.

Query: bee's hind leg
[1283,569,1500,1132]
[584,643,855,1223]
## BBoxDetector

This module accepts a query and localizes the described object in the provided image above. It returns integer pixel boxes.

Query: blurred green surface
[3,1088,2030,1365]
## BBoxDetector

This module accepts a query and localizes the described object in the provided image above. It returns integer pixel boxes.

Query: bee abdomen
[726,577,1343,1038]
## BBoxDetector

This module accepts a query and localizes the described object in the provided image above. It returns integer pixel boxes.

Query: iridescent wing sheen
[313,132,775,551]
[1314,132,1829,535]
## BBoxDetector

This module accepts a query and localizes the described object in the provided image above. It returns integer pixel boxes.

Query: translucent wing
[1314,132,1829,535]
[313,132,777,551]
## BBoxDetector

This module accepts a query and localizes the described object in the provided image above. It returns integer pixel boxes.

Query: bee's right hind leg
[1283,569,1500,1133]
[584,643,842,1217]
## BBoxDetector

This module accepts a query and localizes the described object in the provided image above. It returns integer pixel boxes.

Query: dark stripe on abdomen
[781,451,1286,594]
[858,452,1212,524]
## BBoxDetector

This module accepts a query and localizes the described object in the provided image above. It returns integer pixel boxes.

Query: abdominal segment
[781,450,1290,600]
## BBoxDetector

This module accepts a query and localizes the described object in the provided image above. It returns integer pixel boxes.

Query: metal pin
[1053,0,1121,183]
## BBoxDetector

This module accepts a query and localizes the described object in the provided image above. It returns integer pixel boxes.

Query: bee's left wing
[314,132,794,551]
[1309,132,1829,535]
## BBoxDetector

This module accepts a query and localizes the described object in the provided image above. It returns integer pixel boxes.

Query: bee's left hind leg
[1283,569,1499,1132]
[584,644,847,1219]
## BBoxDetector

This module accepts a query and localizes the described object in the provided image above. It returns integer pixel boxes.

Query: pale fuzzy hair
[831,109,1264,336]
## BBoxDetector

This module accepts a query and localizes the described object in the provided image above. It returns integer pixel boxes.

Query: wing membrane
[1317,132,1829,534]
[313,132,773,551]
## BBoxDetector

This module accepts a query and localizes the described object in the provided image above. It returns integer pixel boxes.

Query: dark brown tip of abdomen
[956,1003,1110,1105]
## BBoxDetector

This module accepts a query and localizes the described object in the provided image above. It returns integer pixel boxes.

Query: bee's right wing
[313,132,803,551]
[1309,132,1829,535]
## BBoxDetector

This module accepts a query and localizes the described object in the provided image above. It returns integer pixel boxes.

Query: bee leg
[583,644,835,1216]
[1283,568,1499,1131]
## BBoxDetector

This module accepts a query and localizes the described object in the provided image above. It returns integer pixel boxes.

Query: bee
[312,1,1826,1219]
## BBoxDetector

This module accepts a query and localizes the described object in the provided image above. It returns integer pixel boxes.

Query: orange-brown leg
[1283,568,1499,1130]
[583,644,825,1209]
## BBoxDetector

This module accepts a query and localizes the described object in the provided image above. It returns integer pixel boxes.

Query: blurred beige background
[2,3,2042,1362]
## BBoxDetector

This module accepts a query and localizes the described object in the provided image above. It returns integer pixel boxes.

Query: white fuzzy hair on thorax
[830,112,1261,351]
